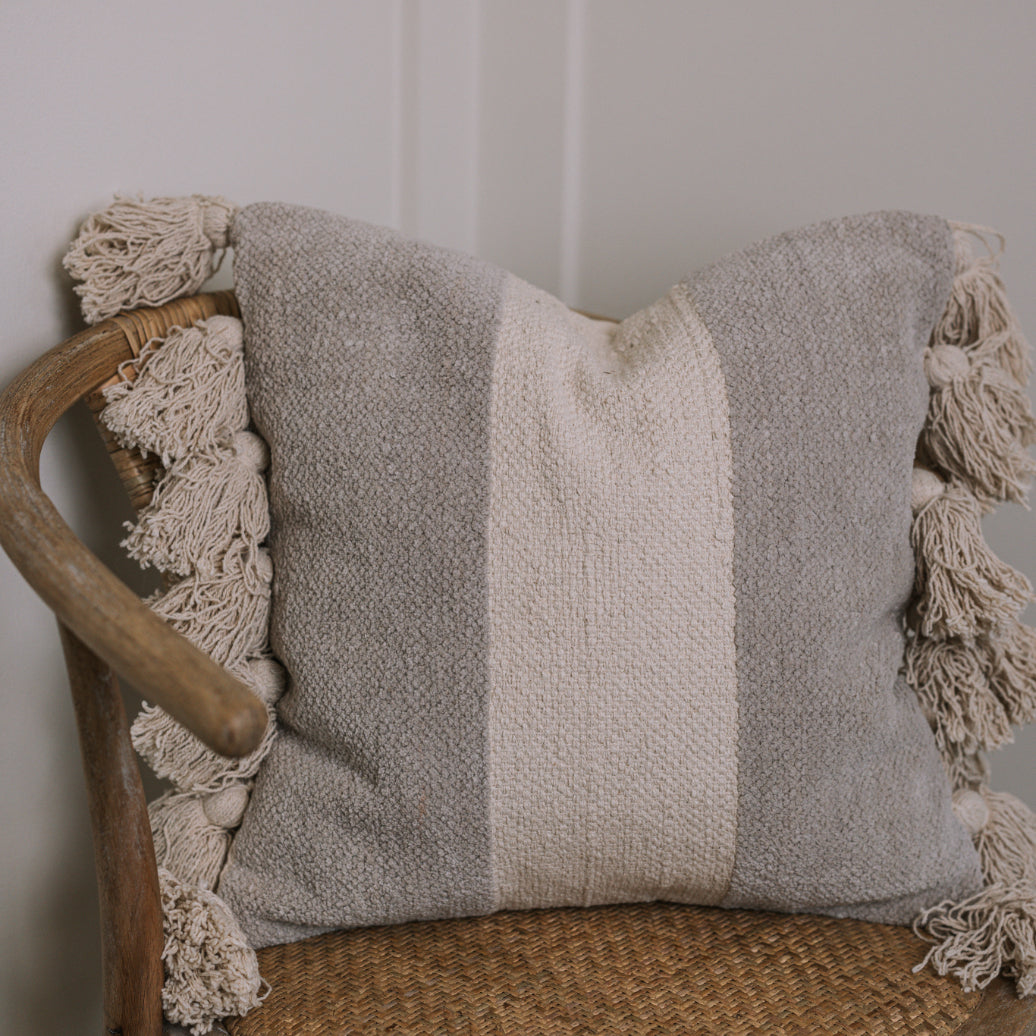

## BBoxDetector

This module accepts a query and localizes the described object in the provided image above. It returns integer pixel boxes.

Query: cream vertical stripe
[487,277,740,910]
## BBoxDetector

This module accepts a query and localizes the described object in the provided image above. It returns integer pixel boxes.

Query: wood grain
[61,623,164,1036]
[0,292,262,1035]
[956,977,1036,1035]
[0,292,265,758]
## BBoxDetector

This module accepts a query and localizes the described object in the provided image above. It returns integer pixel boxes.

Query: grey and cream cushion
[67,198,1036,1031]
[219,206,979,944]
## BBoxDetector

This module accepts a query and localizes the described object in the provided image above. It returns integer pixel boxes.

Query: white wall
[1,2,1033,1031]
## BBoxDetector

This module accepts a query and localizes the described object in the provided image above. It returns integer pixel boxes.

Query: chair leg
[60,623,163,1036]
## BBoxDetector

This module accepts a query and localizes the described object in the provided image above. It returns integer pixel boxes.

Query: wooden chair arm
[0,302,266,758]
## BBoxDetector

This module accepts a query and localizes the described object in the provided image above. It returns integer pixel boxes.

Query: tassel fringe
[978,791,1036,887]
[988,620,1036,727]
[910,479,1033,639]
[907,222,1036,999]
[923,224,1036,504]
[133,698,277,795]
[101,316,247,467]
[148,544,272,668]
[123,431,270,577]
[904,634,1013,754]
[159,868,268,1035]
[95,298,278,1030]
[914,880,1036,997]
[132,657,284,793]
[937,223,1033,385]
[150,790,242,891]
[923,349,1036,506]
[63,194,237,324]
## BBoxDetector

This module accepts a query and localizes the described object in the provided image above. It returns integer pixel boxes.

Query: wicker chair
[1,293,1034,1036]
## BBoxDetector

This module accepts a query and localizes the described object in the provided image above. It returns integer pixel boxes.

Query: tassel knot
[925,345,971,389]
[954,790,991,837]
[911,466,946,514]
[64,194,238,323]
[159,868,267,1035]
[203,785,251,829]
[911,482,1033,638]
[232,430,270,472]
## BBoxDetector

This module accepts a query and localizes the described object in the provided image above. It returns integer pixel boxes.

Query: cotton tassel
[937,224,1033,385]
[159,868,267,1035]
[977,791,1036,887]
[910,469,1033,638]
[132,657,285,793]
[63,194,237,324]
[914,881,1036,997]
[914,786,1036,997]
[101,316,247,467]
[954,789,992,837]
[904,635,1013,754]
[133,700,277,795]
[149,544,273,668]
[923,346,1036,506]
[942,742,990,792]
[987,619,1036,727]
[150,787,250,891]
[123,431,270,577]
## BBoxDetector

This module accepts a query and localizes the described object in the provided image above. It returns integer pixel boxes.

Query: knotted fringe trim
[909,470,1033,639]
[124,431,271,577]
[160,868,268,1036]
[148,543,272,668]
[906,221,1036,999]
[63,194,237,324]
[924,348,1036,506]
[976,791,1036,887]
[936,224,1033,385]
[132,658,284,793]
[101,316,247,467]
[904,618,1036,757]
[988,620,1036,727]
[96,308,282,1031]
[151,788,250,891]
[144,530,275,1031]
[922,223,1036,505]
[916,792,1036,996]
[914,880,1036,998]
[904,633,1013,755]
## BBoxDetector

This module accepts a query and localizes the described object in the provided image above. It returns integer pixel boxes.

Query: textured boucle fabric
[683,212,981,922]
[486,278,739,910]
[217,203,982,948]
[219,203,503,946]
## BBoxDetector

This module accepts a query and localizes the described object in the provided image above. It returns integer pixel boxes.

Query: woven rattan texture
[225,902,978,1035]
[84,290,240,513]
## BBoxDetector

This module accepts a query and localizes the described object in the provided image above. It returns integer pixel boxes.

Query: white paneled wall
[1,2,1034,1031]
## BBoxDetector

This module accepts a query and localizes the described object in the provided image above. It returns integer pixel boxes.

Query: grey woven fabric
[217,204,981,948]
[683,212,981,921]
[220,203,504,946]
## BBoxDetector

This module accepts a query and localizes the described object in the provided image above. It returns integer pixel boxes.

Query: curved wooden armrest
[0,297,266,757]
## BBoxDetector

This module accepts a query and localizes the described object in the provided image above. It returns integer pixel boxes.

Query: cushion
[221,204,981,944]
[66,198,1036,1033]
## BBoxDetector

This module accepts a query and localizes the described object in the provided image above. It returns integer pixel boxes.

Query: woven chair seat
[224,902,981,1035]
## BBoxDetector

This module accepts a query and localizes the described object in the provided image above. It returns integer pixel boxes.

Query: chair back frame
[0,292,259,1036]
[1,293,1035,1035]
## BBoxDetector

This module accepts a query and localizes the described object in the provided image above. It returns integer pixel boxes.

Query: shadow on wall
[7,247,164,1032]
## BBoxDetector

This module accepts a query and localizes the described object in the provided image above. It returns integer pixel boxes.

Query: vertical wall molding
[394,0,584,296]
[390,0,420,233]
[391,0,481,252]
[559,0,586,305]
